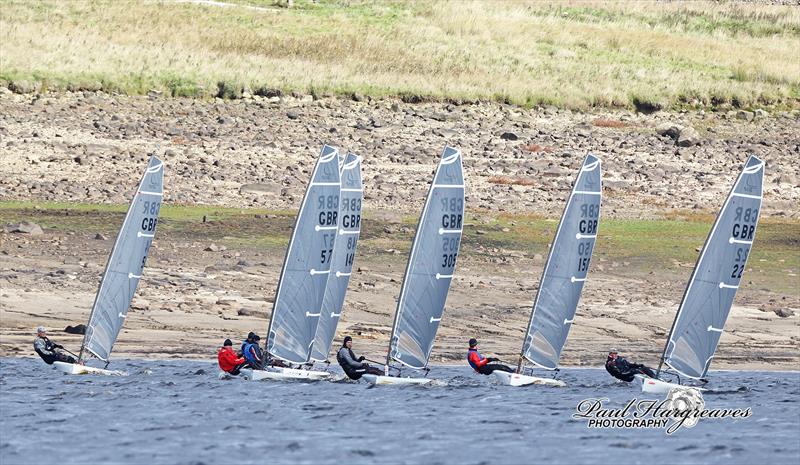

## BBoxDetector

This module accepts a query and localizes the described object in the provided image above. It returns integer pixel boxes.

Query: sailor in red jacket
[467,338,513,375]
[218,339,246,375]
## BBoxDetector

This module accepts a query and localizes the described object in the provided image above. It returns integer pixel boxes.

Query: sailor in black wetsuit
[605,349,656,382]
[337,336,383,380]
[33,326,76,365]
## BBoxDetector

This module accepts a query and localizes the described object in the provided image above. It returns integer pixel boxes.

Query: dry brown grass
[1,0,798,109]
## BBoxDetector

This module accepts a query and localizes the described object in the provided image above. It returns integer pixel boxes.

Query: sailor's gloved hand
[54,344,64,349]
[488,357,498,362]
[358,356,365,362]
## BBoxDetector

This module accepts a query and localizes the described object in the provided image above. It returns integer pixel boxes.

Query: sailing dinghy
[310,153,363,363]
[242,145,340,381]
[53,155,164,376]
[363,147,465,386]
[494,154,602,387]
[637,155,764,394]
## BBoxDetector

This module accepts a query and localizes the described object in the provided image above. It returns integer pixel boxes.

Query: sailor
[467,338,513,375]
[605,349,657,382]
[218,339,247,376]
[33,326,76,365]
[337,336,382,380]
[242,334,265,370]
[240,331,256,356]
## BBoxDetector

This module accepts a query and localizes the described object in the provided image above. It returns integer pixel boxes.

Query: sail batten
[267,146,341,364]
[388,147,465,369]
[311,153,362,362]
[521,154,602,370]
[662,155,764,379]
[80,156,164,363]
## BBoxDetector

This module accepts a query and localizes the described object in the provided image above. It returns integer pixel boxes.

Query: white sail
[521,154,602,370]
[661,155,764,379]
[80,156,164,363]
[266,145,341,364]
[387,146,465,369]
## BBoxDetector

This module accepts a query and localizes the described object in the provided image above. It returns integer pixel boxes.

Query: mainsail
[311,152,363,362]
[80,155,164,363]
[387,147,464,369]
[266,145,341,364]
[661,155,764,379]
[521,154,602,370]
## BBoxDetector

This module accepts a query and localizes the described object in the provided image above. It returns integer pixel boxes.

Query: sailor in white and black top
[336,336,383,380]
[33,326,76,365]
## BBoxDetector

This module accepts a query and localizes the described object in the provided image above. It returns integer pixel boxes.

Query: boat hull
[52,361,127,376]
[362,374,433,385]
[635,374,705,394]
[492,371,567,387]
[241,367,331,381]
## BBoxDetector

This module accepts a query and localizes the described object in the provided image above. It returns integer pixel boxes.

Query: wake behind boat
[494,154,602,388]
[365,146,465,386]
[53,155,164,376]
[637,155,765,394]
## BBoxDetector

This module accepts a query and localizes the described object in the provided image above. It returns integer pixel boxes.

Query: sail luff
[661,155,764,380]
[388,146,464,369]
[521,154,602,370]
[80,155,164,363]
[266,145,341,364]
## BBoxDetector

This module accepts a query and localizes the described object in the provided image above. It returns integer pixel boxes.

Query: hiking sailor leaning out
[467,338,513,375]
[337,336,383,380]
[33,326,77,365]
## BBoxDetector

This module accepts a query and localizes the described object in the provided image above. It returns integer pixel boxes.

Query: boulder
[64,324,87,335]
[676,127,701,147]
[4,221,44,235]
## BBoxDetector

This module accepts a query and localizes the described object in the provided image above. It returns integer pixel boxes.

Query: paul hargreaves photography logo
[572,388,751,434]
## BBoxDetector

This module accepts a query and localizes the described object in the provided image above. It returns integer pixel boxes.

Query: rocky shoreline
[1,90,798,219]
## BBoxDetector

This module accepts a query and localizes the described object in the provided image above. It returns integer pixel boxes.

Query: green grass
[1,0,798,110]
[2,201,797,294]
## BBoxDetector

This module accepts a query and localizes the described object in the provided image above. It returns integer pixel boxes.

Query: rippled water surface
[1,358,798,465]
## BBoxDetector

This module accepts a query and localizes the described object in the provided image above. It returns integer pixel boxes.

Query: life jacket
[243,342,261,365]
[467,348,486,371]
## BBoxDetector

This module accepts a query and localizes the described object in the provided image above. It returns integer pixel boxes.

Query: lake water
[1,358,798,465]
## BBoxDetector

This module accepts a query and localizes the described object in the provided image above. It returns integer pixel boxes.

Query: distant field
[1,0,799,110]
[2,201,797,295]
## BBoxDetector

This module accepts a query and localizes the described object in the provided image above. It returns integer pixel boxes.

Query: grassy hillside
[1,0,799,110]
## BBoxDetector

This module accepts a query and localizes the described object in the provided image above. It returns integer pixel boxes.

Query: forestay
[267,145,341,364]
[80,156,164,362]
[311,153,363,361]
[388,147,464,369]
[663,155,764,379]
[521,154,602,369]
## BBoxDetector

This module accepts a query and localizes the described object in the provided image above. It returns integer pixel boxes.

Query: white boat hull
[241,366,331,381]
[492,371,567,387]
[362,374,433,385]
[635,374,705,394]
[52,361,127,376]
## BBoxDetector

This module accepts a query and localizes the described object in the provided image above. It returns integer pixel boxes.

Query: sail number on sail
[341,196,361,267]
[141,201,159,232]
[577,203,599,272]
[731,206,757,279]
[440,196,463,269]
[318,194,340,265]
